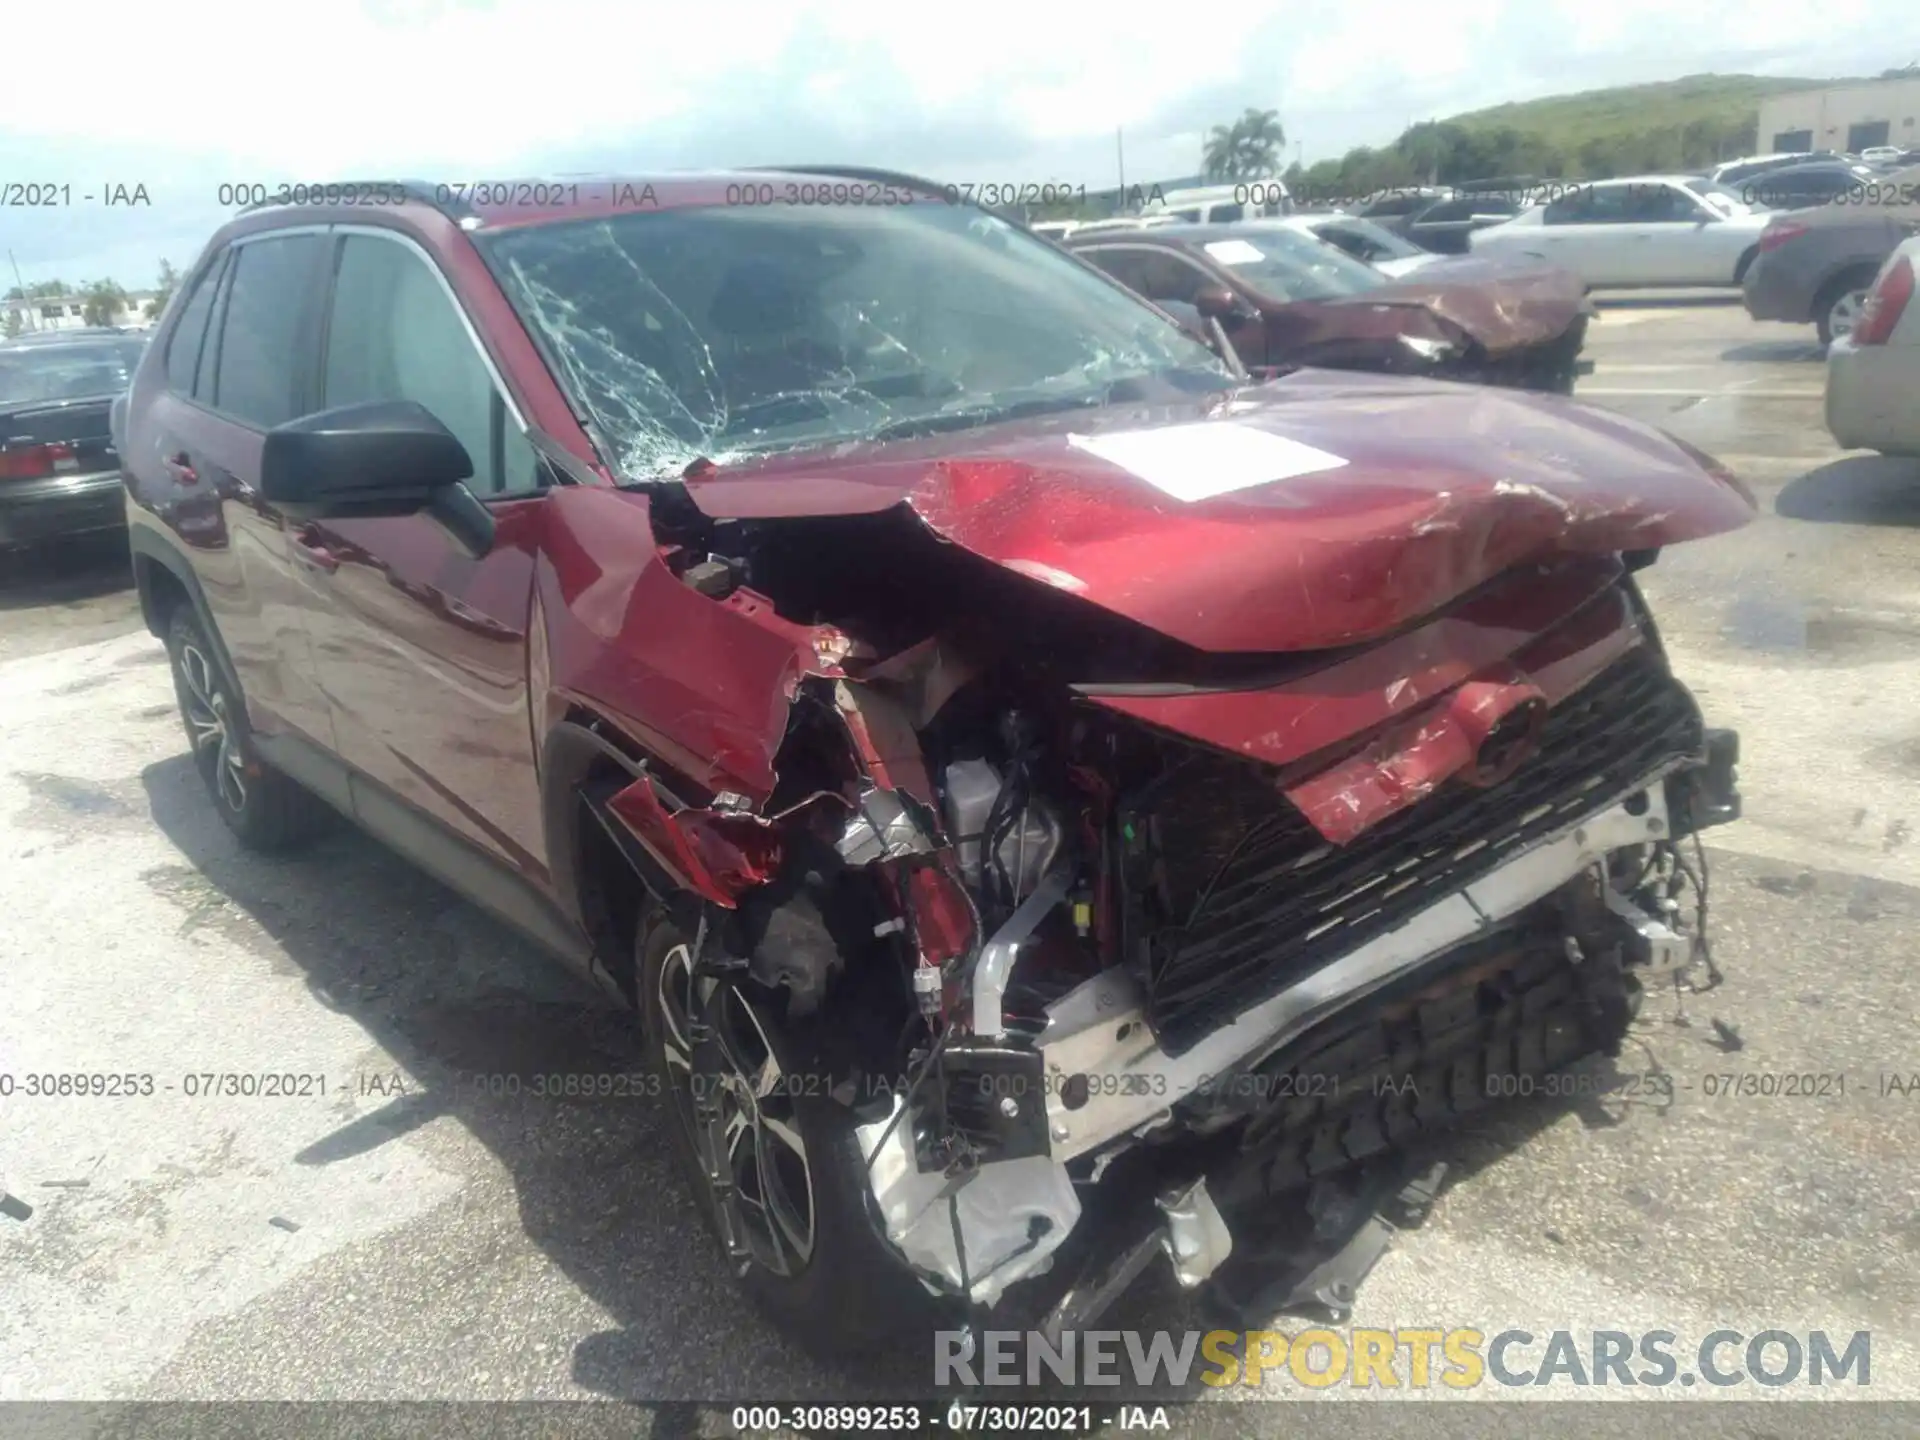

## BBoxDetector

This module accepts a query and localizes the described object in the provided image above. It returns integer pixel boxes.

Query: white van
[1144,181,1291,225]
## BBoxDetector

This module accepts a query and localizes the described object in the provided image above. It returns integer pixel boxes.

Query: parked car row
[1063,221,1592,391]
[1743,164,1920,344]
[0,327,148,552]
[1825,235,1920,455]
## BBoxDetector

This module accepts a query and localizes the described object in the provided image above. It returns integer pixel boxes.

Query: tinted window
[1544,185,1635,225]
[1206,203,1245,224]
[1358,190,1436,218]
[1081,246,1213,306]
[323,235,536,496]
[212,235,323,427]
[1623,184,1702,222]
[165,260,221,395]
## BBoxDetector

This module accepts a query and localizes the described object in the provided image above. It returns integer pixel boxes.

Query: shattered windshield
[1199,228,1388,302]
[478,201,1233,480]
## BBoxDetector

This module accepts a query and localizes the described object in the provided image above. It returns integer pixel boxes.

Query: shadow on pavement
[1590,293,1743,310]
[0,531,135,608]
[138,746,1617,1413]
[1777,454,1920,527]
[1718,337,1825,364]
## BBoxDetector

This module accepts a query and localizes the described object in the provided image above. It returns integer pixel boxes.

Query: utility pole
[7,250,35,331]
[1116,128,1126,212]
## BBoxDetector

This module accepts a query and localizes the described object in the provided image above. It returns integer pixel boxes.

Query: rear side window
[212,235,325,428]
[322,234,536,496]
[164,260,222,395]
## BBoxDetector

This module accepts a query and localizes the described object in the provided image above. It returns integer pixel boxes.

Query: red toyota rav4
[116,171,1750,1358]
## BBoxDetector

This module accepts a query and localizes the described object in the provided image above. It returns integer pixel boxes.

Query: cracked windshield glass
[481,200,1232,479]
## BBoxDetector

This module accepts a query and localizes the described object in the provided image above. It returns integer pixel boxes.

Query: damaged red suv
[116,171,1750,1358]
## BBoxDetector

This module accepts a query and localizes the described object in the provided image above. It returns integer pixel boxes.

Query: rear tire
[636,912,948,1360]
[1816,268,1879,347]
[164,607,332,852]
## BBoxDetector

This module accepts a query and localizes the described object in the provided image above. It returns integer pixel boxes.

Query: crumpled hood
[683,369,1755,653]
[1327,256,1592,355]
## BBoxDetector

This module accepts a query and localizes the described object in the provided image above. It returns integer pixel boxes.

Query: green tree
[3,310,23,339]
[1203,107,1287,181]
[146,260,180,320]
[80,279,129,327]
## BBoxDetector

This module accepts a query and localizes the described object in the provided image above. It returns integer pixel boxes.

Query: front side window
[322,235,536,496]
[212,234,325,428]
[479,201,1230,480]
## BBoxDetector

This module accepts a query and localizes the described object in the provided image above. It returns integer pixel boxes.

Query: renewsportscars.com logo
[935,1328,1873,1390]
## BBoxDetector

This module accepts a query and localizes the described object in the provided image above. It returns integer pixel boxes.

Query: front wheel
[164,607,332,851]
[636,914,947,1359]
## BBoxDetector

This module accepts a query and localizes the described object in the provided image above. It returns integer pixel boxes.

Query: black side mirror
[261,400,494,558]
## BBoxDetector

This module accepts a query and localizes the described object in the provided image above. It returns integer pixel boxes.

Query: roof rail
[749,163,963,198]
[238,178,477,223]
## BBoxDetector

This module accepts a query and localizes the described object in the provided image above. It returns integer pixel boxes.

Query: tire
[636,912,948,1359]
[1816,268,1878,347]
[164,607,332,851]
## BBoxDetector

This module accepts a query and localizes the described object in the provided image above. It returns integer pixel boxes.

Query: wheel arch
[128,527,245,707]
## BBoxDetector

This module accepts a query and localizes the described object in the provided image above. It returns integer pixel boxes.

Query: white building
[2,291,159,335]
[1757,75,1920,156]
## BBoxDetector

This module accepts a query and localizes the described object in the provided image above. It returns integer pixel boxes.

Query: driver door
[292,228,558,896]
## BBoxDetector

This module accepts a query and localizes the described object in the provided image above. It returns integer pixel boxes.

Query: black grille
[1126,640,1702,1054]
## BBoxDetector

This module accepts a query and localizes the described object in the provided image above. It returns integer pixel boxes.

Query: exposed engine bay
[600,469,1744,1328]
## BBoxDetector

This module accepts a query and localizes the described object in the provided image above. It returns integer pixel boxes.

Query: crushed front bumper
[860,743,1739,1308]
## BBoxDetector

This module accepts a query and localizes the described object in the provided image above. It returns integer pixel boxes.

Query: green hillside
[1288,73,1865,197]
[1448,73,1826,146]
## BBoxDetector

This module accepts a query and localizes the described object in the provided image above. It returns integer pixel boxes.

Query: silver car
[1825,237,1920,455]
[1743,165,1920,345]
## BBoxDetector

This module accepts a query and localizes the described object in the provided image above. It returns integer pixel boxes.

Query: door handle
[162,452,197,484]
[292,532,341,574]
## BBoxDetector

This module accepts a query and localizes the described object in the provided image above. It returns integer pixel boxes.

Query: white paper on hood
[1068,422,1349,502]
[1202,239,1267,265]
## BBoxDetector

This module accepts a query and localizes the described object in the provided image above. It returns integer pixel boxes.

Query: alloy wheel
[177,641,248,812]
[1828,288,1869,342]
[656,941,817,1277]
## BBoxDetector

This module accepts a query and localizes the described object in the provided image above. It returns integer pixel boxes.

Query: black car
[0,331,146,551]
[1404,191,1527,254]
[1349,186,1451,237]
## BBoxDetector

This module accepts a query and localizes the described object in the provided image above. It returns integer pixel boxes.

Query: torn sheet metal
[605,773,783,908]
[857,1100,1081,1307]
[682,370,1754,654]
[1284,671,1548,845]
[1084,557,1637,772]
[1343,255,1592,357]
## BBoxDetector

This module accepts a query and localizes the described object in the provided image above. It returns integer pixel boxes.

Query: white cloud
[0,0,1907,278]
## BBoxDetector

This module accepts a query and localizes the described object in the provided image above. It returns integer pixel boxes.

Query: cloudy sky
[0,0,1909,289]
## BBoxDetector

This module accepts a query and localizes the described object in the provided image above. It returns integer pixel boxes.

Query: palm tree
[1203,108,1287,181]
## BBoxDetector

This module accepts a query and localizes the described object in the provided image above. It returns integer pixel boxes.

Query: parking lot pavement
[2,301,1917,1418]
